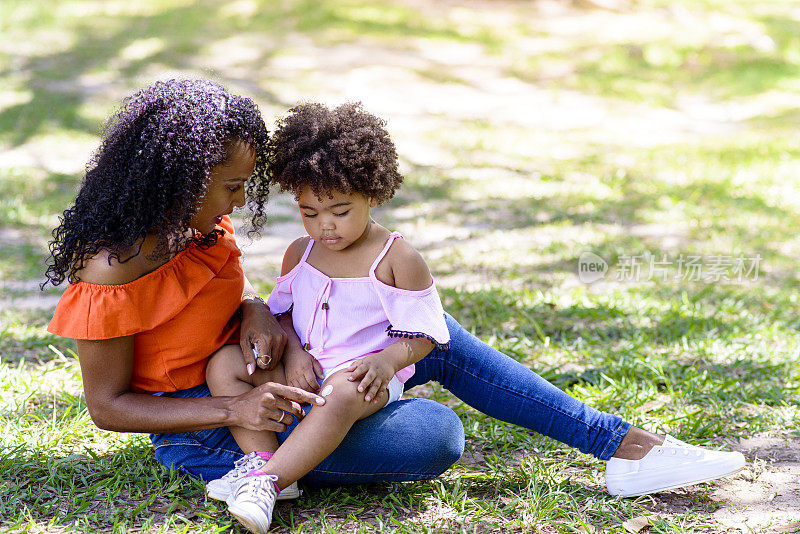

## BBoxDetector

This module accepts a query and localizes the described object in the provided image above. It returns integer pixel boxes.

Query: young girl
[205,102,451,533]
[205,102,745,534]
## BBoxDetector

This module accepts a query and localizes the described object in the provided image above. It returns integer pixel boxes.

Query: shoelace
[663,435,698,448]
[236,474,279,504]
[661,436,705,457]
[656,447,703,457]
[224,453,266,481]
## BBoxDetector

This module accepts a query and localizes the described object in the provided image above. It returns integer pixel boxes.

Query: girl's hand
[239,298,287,375]
[283,347,324,393]
[231,382,325,431]
[346,354,397,403]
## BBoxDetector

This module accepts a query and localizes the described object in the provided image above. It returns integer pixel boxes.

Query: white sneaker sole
[276,482,301,500]
[606,457,745,497]
[228,502,272,534]
[208,481,301,503]
[206,485,228,501]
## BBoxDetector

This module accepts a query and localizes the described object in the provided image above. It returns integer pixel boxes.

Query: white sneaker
[207,452,265,501]
[227,474,279,534]
[206,452,300,502]
[605,435,746,497]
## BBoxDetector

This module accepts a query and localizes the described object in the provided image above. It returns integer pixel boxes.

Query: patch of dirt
[709,434,800,533]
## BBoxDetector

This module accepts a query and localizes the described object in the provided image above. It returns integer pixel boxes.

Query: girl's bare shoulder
[281,236,311,275]
[383,236,433,291]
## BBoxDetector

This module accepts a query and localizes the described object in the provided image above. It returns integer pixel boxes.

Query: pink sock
[246,451,274,477]
[246,452,283,493]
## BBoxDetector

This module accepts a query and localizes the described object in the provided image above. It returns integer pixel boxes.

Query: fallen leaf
[622,515,657,534]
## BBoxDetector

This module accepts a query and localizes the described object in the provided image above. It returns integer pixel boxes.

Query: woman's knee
[423,401,465,469]
[391,399,464,472]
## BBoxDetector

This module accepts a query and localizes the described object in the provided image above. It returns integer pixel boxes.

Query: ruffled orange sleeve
[48,216,246,393]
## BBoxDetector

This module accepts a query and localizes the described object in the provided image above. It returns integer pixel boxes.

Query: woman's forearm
[76,336,250,434]
[87,390,238,434]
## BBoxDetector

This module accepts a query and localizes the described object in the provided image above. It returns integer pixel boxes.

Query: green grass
[3,0,800,531]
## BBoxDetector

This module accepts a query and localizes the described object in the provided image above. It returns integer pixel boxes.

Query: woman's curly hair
[44,79,271,287]
[267,102,402,203]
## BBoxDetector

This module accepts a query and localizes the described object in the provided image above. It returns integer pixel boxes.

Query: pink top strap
[299,238,315,263]
[369,232,402,276]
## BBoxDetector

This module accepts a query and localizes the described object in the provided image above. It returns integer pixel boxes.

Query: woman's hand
[239,297,287,374]
[283,347,325,393]
[229,382,326,431]
[76,336,325,434]
[346,353,397,403]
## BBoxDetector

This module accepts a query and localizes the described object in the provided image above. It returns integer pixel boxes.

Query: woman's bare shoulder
[76,236,165,285]
[76,250,147,285]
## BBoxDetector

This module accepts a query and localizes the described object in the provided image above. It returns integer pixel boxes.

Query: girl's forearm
[382,338,434,372]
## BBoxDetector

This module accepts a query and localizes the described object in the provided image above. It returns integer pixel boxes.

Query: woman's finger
[253,342,273,370]
[263,382,326,407]
[269,333,287,367]
[271,397,305,421]
[256,420,287,432]
[240,339,257,375]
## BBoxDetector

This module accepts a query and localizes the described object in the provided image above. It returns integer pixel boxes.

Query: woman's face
[190,141,255,234]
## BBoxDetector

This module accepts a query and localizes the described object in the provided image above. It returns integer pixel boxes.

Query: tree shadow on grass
[2,2,275,147]
[1,0,501,149]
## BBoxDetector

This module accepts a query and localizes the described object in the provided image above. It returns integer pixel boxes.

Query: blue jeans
[150,313,630,486]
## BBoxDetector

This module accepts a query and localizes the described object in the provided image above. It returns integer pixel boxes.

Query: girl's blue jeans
[150,313,630,487]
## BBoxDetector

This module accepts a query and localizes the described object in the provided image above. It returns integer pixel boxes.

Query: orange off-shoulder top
[47,216,244,393]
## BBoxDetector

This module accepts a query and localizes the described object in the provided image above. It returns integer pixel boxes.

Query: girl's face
[190,141,255,234]
[297,187,377,251]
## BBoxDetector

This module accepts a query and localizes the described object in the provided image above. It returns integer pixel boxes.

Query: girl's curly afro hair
[45,79,271,287]
[267,102,402,203]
